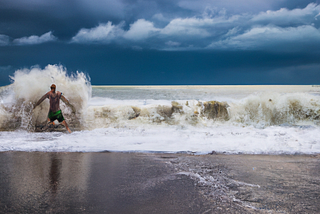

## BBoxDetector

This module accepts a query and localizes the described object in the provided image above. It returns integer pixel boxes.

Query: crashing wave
[1,67,320,131]
[0,65,91,131]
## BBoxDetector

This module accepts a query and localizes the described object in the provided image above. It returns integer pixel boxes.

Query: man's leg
[61,120,72,133]
[47,118,55,126]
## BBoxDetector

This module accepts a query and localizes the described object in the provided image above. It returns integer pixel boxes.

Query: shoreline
[1,151,319,213]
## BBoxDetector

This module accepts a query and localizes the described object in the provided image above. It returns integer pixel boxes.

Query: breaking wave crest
[1,71,320,154]
[84,92,320,130]
[0,65,91,131]
[1,66,320,131]
[229,92,320,127]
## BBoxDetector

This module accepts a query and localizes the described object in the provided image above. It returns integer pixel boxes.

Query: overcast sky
[1,0,320,85]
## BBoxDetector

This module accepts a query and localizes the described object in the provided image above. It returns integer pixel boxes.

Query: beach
[167,153,320,213]
[1,151,319,213]
[2,74,320,213]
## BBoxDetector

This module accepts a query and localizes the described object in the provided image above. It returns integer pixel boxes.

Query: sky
[1,0,320,86]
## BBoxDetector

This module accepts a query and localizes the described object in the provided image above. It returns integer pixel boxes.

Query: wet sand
[0,152,319,213]
[163,153,320,213]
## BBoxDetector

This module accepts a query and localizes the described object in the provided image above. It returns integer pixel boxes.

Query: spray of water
[0,64,91,131]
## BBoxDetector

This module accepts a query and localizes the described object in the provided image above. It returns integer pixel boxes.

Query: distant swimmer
[33,84,76,133]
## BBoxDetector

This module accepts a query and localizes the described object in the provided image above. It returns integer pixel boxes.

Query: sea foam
[1,65,320,154]
[0,65,91,130]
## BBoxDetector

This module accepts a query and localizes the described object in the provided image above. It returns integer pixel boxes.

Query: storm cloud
[67,3,320,51]
[2,2,320,51]
[0,35,9,46]
[0,0,320,85]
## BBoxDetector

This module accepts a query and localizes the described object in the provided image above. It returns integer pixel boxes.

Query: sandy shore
[160,153,320,213]
[0,152,319,213]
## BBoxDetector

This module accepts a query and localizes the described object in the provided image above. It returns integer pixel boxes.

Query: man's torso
[47,91,61,112]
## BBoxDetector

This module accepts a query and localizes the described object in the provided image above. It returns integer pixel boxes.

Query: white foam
[0,64,91,129]
[229,92,320,127]
[0,125,320,154]
[11,64,91,110]
[1,69,320,154]
[82,91,320,130]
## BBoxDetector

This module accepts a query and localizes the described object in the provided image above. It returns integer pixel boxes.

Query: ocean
[1,65,320,154]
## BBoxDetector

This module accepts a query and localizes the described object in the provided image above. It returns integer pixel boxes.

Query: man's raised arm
[33,93,48,109]
[61,95,76,113]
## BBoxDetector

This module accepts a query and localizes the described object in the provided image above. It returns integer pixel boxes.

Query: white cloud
[161,18,212,37]
[159,3,320,39]
[13,31,57,45]
[71,22,124,43]
[209,25,320,51]
[72,20,159,43]
[0,35,10,46]
[225,27,241,37]
[68,3,320,51]
[123,19,160,41]
[252,3,320,26]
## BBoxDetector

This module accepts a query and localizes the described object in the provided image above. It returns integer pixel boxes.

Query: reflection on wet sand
[2,152,320,213]
[49,153,61,194]
[0,152,229,214]
[1,152,91,213]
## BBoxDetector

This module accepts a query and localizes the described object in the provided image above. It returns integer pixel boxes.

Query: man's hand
[71,105,76,114]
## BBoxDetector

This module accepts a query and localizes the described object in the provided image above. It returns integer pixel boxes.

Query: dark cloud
[65,3,320,52]
[0,35,9,46]
[1,43,320,86]
[276,0,320,10]
[1,0,320,86]
[177,0,274,15]
[0,0,125,40]
[1,0,319,49]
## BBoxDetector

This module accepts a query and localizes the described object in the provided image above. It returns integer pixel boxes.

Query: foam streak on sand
[1,65,320,154]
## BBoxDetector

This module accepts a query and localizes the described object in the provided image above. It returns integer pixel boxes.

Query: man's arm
[61,95,76,113]
[33,93,48,109]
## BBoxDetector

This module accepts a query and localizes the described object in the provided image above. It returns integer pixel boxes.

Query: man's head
[50,84,56,91]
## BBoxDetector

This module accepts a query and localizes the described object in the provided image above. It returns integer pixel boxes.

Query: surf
[1,65,320,154]
[84,91,320,130]
[1,67,320,131]
[0,65,91,131]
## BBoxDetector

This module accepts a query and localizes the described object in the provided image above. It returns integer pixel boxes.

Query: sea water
[1,65,320,154]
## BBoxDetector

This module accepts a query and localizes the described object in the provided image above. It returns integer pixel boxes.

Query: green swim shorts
[48,110,65,122]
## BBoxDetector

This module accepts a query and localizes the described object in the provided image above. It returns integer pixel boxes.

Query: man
[33,84,75,133]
